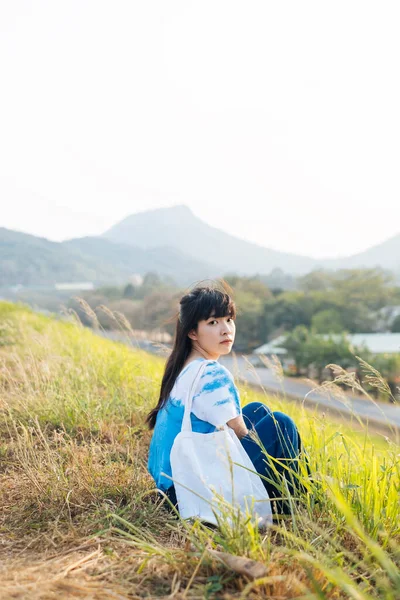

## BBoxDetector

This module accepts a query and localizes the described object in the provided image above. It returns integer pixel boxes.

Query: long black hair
[145,280,237,429]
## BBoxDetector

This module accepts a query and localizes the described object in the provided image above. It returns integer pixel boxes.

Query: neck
[188,347,220,361]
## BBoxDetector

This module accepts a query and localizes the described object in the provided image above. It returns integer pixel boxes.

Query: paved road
[99,332,400,434]
[219,355,400,433]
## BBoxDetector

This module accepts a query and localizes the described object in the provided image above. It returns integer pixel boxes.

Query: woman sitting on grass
[146,282,309,517]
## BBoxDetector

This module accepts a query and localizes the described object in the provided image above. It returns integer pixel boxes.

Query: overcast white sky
[1,1,399,259]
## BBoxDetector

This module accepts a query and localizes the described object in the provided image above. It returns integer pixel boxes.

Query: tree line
[68,268,400,399]
[69,268,400,347]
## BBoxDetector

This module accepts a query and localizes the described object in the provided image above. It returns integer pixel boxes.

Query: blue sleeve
[191,361,241,427]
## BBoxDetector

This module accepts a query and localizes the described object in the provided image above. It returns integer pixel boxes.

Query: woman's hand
[226,415,249,440]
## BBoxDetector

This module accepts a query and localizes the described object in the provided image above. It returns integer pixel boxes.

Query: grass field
[0,300,399,599]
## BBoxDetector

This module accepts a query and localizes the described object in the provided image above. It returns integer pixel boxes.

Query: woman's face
[188,313,236,359]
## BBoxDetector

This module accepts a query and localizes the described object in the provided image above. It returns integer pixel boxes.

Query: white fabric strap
[181,360,209,432]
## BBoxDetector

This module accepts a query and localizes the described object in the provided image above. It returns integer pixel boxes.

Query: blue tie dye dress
[147,357,241,492]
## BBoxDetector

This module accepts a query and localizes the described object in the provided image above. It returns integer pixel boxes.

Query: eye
[208,317,234,325]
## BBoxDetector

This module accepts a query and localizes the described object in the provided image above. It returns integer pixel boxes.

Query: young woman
[146,283,308,516]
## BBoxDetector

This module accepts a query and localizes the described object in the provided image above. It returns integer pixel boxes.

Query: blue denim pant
[241,401,305,514]
[161,402,308,516]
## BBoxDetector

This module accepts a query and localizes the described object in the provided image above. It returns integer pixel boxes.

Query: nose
[221,322,232,336]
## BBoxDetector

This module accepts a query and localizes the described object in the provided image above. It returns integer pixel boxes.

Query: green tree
[301,334,355,382]
[223,275,272,352]
[280,325,310,375]
[311,309,344,333]
[331,268,396,311]
[123,283,136,299]
[232,290,265,352]
[297,269,333,292]
[281,327,355,382]
[223,274,272,301]
[272,292,313,330]
[390,315,400,333]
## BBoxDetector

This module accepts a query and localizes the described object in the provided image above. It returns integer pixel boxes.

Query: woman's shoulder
[175,359,229,388]
[202,360,231,375]
[183,363,235,402]
[199,360,235,384]
[182,358,232,376]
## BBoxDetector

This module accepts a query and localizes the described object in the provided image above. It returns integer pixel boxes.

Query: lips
[221,339,233,344]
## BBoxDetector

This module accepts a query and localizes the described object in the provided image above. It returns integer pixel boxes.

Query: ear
[187,329,198,341]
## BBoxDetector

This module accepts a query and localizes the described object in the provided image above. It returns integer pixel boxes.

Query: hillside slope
[0,227,216,286]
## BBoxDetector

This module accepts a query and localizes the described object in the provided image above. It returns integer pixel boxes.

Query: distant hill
[323,233,400,272]
[0,227,103,286]
[0,227,216,286]
[102,205,318,275]
[2,206,399,288]
[102,204,400,276]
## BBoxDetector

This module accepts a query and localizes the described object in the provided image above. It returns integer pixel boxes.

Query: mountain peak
[131,204,194,219]
[102,204,198,243]
[165,204,193,215]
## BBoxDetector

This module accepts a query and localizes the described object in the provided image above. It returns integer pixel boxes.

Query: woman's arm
[226,415,249,440]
